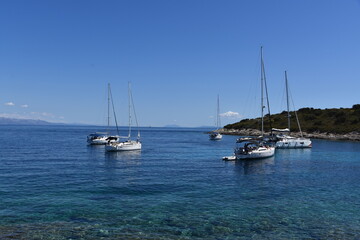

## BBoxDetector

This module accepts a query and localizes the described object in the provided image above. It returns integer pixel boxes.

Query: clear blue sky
[1,0,360,127]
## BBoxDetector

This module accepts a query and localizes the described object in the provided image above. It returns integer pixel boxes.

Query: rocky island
[220,105,360,141]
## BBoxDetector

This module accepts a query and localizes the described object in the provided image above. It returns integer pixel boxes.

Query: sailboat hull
[106,141,142,151]
[274,71,313,149]
[88,138,108,145]
[276,138,312,148]
[209,133,222,140]
[235,147,275,159]
[87,133,109,145]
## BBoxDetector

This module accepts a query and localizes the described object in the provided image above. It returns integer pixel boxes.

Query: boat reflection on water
[275,148,312,161]
[105,150,142,162]
[87,144,106,162]
[233,156,275,175]
[87,143,105,151]
[104,151,142,185]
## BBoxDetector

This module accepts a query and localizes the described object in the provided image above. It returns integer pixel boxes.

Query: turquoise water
[1,125,360,239]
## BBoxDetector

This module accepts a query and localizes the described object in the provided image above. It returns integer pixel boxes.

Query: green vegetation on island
[224,104,360,134]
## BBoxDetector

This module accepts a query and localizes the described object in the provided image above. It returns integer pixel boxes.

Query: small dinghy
[222,155,236,161]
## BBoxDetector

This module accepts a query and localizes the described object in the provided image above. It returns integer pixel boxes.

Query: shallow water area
[1,125,360,239]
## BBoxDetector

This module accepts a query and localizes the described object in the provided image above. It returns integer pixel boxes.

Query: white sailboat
[106,82,142,152]
[234,47,275,159]
[209,95,223,140]
[273,71,312,148]
[87,84,120,145]
[235,137,275,159]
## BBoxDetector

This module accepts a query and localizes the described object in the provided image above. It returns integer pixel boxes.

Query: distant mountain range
[0,117,54,125]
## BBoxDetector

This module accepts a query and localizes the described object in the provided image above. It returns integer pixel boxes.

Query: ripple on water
[1,126,360,239]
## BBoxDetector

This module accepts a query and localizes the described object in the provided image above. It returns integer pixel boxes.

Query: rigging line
[243,50,261,121]
[279,79,286,115]
[214,107,217,127]
[288,84,303,137]
[261,47,264,135]
[216,96,218,128]
[129,82,140,139]
[109,85,120,136]
[128,82,131,139]
[261,54,273,133]
[131,89,140,134]
[107,83,110,132]
[217,95,221,128]
[214,95,220,129]
[213,96,217,127]
[101,84,109,131]
[285,71,291,132]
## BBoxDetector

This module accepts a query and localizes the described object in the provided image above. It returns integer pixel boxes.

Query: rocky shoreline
[217,128,360,142]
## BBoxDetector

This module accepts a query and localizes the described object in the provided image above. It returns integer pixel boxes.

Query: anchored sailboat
[234,47,275,159]
[106,82,142,151]
[87,83,120,145]
[209,95,223,140]
[273,71,312,148]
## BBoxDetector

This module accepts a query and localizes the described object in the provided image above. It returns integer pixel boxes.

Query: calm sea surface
[1,125,360,239]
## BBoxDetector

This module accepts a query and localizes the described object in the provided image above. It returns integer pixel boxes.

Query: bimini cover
[271,128,290,132]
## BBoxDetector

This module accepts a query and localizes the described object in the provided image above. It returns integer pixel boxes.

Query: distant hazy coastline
[0,117,54,125]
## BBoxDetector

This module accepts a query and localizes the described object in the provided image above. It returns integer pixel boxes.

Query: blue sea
[1,125,360,239]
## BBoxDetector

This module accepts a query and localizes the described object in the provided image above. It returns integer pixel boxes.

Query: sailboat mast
[128,82,132,139]
[107,83,110,130]
[285,71,291,132]
[217,94,220,129]
[108,84,120,135]
[260,47,273,136]
[260,47,264,136]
